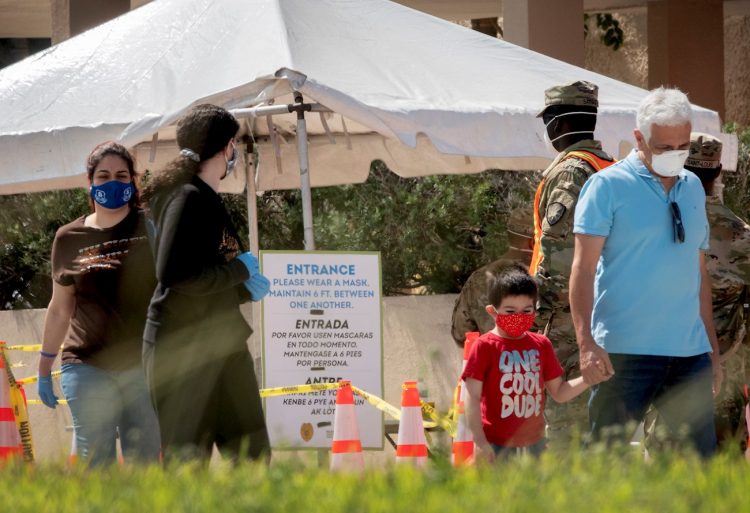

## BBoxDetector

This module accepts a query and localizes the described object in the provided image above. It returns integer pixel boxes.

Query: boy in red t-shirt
[461,264,601,462]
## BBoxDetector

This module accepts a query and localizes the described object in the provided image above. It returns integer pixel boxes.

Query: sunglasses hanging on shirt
[670,201,685,244]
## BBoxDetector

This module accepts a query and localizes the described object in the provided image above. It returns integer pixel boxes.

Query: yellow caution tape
[259,382,341,398]
[17,373,449,436]
[421,399,456,438]
[259,382,440,431]
[350,386,438,430]
[16,370,62,385]
[1,345,18,388]
[10,385,35,461]
[351,385,402,421]
[5,344,43,352]
[1,345,34,462]
[26,399,68,406]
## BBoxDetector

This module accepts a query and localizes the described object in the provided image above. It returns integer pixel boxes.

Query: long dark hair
[141,104,239,204]
[86,141,140,211]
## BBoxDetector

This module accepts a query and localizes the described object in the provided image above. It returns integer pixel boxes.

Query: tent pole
[294,92,315,251]
[244,138,260,255]
[244,138,264,379]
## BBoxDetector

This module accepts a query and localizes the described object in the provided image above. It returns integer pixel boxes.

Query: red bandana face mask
[495,311,536,338]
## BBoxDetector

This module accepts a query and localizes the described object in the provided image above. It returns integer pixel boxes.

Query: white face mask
[649,149,689,177]
[543,111,596,154]
[542,128,559,156]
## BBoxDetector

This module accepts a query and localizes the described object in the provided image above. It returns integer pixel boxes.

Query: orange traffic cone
[462,332,480,365]
[330,380,364,472]
[454,335,479,412]
[452,332,480,466]
[0,347,22,461]
[452,332,480,406]
[396,380,428,466]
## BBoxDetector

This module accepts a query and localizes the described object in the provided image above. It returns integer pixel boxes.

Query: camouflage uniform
[532,82,614,444]
[706,198,750,450]
[450,209,534,345]
[645,133,750,452]
[534,139,613,444]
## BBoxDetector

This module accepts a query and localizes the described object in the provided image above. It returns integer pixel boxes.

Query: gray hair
[636,87,692,142]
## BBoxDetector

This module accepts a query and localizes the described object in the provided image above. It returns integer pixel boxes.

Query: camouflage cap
[537,81,599,117]
[686,132,722,169]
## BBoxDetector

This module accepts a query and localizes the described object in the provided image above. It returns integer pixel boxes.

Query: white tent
[0,0,729,248]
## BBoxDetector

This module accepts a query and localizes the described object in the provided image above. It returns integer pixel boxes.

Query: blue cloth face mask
[222,143,238,180]
[90,180,134,209]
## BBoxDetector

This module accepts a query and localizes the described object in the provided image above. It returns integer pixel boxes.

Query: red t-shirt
[461,331,564,447]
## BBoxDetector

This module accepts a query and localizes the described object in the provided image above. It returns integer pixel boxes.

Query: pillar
[647,0,725,118]
[51,0,130,43]
[503,0,585,67]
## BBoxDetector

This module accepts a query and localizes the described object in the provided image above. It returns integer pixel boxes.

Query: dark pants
[491,438,546,459]
[588,352,716,458]
[143,335,270,463]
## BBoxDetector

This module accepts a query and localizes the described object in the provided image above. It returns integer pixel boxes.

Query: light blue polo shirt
[573,150,711,357]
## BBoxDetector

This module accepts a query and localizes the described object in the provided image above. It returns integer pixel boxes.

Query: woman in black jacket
[141,104,270,462]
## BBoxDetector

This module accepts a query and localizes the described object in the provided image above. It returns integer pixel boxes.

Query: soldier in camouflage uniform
[530,81,615,444]
[645,133,750,452]
[451,208,534,345]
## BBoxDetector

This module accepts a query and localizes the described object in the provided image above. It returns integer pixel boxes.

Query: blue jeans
[61,363,161,465]
[588,352,716,458]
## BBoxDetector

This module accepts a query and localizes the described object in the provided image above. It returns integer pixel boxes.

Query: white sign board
[260,251,383,449]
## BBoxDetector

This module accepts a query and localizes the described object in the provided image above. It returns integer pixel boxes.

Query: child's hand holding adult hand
[579,337,614,385]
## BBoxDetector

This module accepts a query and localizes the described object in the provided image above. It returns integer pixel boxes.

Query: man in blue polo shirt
[569,87,723,457]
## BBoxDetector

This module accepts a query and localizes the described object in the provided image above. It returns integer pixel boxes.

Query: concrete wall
[0,294,463,463]
[725,15,750,125]
[0,309,72,462]
[585,8,648,89]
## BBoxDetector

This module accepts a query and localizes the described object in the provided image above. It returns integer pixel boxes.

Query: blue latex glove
[245,273,271,301]
[37,375,58,409]
[236,252,260,278]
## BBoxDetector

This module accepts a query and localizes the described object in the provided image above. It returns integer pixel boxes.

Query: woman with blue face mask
[37,141,161,465]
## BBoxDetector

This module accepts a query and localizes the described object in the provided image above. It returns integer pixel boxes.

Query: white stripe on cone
[69,431,77,465]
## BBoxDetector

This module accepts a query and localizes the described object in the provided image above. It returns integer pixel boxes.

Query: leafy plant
[0,163,536,308]
[3,450,749,512]
[720,123,750,221]
[245,162,537,296]
[0,190,88,309]
[584,13,625,50]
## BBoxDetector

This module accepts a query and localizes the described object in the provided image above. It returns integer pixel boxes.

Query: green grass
[3,449,749,513]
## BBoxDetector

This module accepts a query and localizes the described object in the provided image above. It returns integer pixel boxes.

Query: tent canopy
[0,0,727,195]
